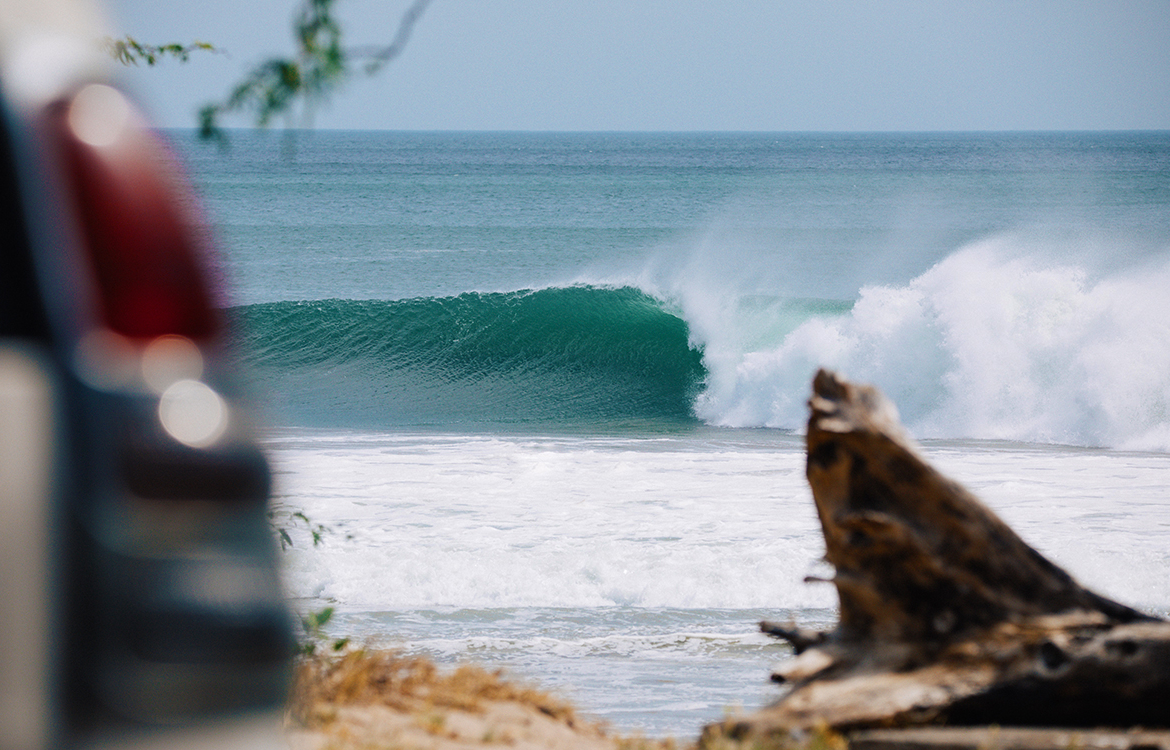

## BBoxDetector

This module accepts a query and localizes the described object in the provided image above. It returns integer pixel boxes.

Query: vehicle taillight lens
[50,84,222,341]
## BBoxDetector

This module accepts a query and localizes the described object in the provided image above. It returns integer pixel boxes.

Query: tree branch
[199,0,433,143]
[104,35,218,67]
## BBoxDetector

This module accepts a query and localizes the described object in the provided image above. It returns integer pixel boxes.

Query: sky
[105,0,1170,132]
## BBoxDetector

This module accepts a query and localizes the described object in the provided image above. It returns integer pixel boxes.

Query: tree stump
[711,370,1170,741]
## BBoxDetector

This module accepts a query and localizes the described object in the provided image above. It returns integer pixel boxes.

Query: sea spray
[227,240,1170,448]
[686,238,1170,448]
[272,430,830,611]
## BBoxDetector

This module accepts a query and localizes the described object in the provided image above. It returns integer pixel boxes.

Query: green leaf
[195,0,432,139]
[301,606,334,634]
[102,35,218,67]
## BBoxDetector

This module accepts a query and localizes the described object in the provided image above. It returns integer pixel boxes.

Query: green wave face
[228,286,708,428]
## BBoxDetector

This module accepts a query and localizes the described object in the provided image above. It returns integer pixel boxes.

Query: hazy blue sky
[106,0,1170,131]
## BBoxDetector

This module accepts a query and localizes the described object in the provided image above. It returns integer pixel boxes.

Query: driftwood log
[712,370,1170,740]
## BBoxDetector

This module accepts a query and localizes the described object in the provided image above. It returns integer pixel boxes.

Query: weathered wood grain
[710,370,1170,742]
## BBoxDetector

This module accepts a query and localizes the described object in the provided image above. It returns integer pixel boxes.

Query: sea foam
[683,237,1170,449]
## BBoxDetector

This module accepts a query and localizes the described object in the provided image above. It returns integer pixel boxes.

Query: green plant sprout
[267,508,333,550]
[300,606,350,655]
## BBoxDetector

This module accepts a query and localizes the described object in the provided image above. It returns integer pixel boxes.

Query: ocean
[175,130,1170,737]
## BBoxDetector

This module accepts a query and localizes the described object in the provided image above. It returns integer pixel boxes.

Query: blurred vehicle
[0,0,292,748]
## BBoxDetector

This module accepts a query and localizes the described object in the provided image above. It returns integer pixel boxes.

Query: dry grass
[288,647,582,731]
[698,721,847,750]
[287,646,833,750]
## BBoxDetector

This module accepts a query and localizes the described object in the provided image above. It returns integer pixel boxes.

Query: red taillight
[50,84,222,341]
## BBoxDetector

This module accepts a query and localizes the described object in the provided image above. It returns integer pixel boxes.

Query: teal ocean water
[177,130,1170,736]
[232,288,707,426]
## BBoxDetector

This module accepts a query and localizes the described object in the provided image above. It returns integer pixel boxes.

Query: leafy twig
[268,508,331,550]
[199,0,433,143]
[300,606,350,655]
[104,35,218,66]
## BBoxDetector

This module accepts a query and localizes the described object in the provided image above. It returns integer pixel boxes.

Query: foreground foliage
[289,649,579,728]
[198,0,433,141]
[107,0,433,141]
[284,647,860,749]
[103,36,217,66]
